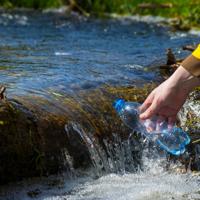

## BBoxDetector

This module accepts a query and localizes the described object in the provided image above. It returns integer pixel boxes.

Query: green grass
[0,0,200,27]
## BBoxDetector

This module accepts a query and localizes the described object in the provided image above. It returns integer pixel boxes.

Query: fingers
[139,92,154,113]
[156,115,165,131]
[168,116,176,129]
[139,99,161,120]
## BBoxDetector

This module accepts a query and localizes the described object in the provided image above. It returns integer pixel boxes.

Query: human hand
[139,66,200,127]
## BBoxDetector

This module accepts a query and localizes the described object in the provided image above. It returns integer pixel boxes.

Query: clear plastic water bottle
[113,99,190,156]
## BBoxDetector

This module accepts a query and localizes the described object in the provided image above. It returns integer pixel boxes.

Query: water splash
[65,122,143,176]
[65,172,200,200]
[2,147,200,200]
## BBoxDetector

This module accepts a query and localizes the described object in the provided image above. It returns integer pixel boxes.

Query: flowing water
[0,9,200,200]
[0,9,199,98]
[2,148,200,200]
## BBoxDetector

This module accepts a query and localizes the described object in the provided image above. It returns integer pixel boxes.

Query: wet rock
[0,86,6,100]
[166,48,176,65]
[170,18,191,31]
[1,82,199,184]
[0,85,154,184]
[27,188,41,198]
[178,90,200,171]
[0,99,78,184]
[182,45,197,52]
[147,48,181,79]
[193,144,200,171]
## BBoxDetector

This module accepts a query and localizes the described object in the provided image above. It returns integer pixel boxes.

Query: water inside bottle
[113,99,191,156]
[142,118,190,155]
[153,127,190,155]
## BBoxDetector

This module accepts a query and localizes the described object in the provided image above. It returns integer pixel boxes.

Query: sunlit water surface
[0,9,199,98]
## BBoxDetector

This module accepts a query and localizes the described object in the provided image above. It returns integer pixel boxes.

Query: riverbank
[0,0,200,29]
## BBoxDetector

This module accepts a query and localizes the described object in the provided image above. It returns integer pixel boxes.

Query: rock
[178,90,200,171]
[1,79,200,184]
[0,99,72,184]
[182,45,197,52]
[0,85,154,184]
[27,188,41,198]
[146,48,181,79]
[170,18,191,31]
[166,48,176,65]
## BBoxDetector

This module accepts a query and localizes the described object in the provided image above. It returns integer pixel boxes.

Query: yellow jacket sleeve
[181,44,200,77]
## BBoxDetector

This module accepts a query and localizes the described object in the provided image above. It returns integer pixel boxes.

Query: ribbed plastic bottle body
[152,127,190,155]
[118,102,141,132]
[114,99,190,156]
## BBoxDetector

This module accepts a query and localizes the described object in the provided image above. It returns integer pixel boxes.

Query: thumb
[139,100,160,120]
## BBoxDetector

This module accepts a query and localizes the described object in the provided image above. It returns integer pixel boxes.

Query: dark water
[0,10,199,99]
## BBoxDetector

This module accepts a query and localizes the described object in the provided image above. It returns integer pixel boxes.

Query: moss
[3,84,200,182]
[0,84,155,183]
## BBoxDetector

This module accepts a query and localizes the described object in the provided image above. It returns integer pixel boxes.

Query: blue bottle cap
[113,99,125,113]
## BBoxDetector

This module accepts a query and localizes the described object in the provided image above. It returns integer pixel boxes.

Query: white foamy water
[65,173,200,200]
[61,157,200,200]
[1,156,200,200]
[54,52,71,56]
[0,13,28,26]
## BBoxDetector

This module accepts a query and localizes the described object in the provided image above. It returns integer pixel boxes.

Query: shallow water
[65,173,200,200]
[0,10,199,99]
[1,10,200,200]
[2,154,200,200]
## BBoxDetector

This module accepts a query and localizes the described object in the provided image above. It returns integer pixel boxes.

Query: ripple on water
[0,10,199,98]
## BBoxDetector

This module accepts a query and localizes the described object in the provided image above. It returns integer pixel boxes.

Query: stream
[0,9,200,200]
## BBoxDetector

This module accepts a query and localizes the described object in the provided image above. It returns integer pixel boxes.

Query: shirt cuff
[181,45,200,77]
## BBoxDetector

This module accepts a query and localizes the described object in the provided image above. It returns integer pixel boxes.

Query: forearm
[139,45,200,120]
[167,44,200,92]
[168,66,200,93]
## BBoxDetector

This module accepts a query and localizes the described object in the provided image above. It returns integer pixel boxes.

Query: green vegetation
[77,0,200,27]
[0,0,62,9]
[77,0,197,17]
[0,0,200,27]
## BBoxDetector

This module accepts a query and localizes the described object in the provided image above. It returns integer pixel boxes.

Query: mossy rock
[0,85,155,184]
[1,83,200,184]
